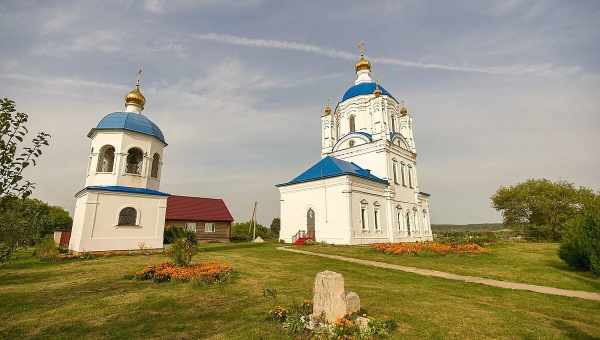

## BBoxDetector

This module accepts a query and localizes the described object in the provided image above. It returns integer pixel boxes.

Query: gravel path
[278,247,600,302]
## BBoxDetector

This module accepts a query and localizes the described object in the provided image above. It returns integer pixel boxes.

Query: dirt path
[277,247,600,302]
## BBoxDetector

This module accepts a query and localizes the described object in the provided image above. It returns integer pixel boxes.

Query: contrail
[192,33,580,77]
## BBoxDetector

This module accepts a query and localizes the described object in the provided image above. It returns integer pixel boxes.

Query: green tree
[0,98,52,261]
[559,198,600,275]
[231,221,272,241]
[270,218,280,238]
[491,179,596,240]
[0,98,51,198]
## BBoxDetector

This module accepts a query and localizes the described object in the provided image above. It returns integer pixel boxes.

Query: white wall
[68,191,167,252]
[86,130,165,190]
[279,177,352,244]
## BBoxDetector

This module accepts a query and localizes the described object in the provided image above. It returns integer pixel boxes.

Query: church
[68,78,232,253]
[277,50,433,245]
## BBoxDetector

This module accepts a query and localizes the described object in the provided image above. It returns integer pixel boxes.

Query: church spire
[125,68,146,113]
[354,41,373,85]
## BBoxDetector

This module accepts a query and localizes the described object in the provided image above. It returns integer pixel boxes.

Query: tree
[270,218,280,238]
[0,98,52,261]
[491,179,596,240]
[231,221,272,241]
[559,198,600,275]
[0,98,51,198]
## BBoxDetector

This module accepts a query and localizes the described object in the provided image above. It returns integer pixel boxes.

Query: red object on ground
[59,231,71,248]
[166,195,233,222]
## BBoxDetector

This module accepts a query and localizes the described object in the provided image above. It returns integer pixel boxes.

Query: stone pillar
[312,271,347,322]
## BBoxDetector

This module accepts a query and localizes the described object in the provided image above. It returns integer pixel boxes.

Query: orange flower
[371,242,485,255]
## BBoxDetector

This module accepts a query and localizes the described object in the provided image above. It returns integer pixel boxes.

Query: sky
[0,0,599,225]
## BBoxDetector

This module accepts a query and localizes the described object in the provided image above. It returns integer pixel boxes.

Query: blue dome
[341,82,396,102]
[89,112,166,144]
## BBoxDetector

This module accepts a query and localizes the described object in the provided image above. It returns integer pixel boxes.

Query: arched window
[307,208,315,239]
[373,202,380,231]
[96,145,115,173]
[392,159,399,184]
[151,153,160,178]
[360,199,368,230]
[396,207,402,231]
[118,207,137,226]
[406,211,411,236]
[126,147,144,175]
[408,165,413,188]
[391,116,396,133]
[401,162,406,187]
[423,210,429,234]
[349,115,356,133]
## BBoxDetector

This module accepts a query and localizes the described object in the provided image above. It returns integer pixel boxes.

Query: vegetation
[431,223,503,232]
[0,98,51,198]
[32,238,59,262]
[295,242,600,292]
[165,238,196,266]
[231,221,274,241]
[491,179,597,240]
[267,298,397,338]
[371,242,486,255]
[136,261,233,284]
[559,199,600,275]
[163,226,197,245]
[270,217,280,239]
[0,197,71,261]
[1,243,599,339]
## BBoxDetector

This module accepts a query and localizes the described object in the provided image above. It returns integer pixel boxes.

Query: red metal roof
[166,195,233,222]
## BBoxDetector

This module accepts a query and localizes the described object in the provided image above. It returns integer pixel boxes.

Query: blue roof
[276,156,388,187]
[77,185,170,197]
[89,112,167,144]
[342,82,396,102]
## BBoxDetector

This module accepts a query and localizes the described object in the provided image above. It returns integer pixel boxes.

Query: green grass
[294,242,600,293]
[1,243,599,339]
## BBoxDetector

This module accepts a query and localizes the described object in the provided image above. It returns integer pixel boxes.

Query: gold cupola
[323,103,332,116]
[355,55,371,73]
[125,85,146,111]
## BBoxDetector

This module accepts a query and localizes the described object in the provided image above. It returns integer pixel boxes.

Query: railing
[292,230,307,243]
[292,230,315,243]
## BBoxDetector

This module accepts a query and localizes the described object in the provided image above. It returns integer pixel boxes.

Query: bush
[166,238,197,266]
[34,238,60,262]
[559,203,600,275]
[231,221,273,241]
[0,242,10,263]
[163,226,197,245]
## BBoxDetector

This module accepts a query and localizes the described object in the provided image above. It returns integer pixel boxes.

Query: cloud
[143,0,263,14]
[192,33,583,77]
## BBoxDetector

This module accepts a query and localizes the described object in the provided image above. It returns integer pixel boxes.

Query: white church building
[69,82,169,252]
[277,52,433,245]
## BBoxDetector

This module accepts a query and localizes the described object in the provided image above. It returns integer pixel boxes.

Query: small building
[165,195,233,242]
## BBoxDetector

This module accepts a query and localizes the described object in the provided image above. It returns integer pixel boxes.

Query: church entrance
[307,208,315,240]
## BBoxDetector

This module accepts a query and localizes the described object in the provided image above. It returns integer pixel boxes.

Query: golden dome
[125,85,145,109]
[400,106,408,116]
[355,56,371,72]
[323,103,332,115]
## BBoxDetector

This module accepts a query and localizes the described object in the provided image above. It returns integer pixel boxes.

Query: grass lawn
[1,242,599,339]
[297,242,600,293]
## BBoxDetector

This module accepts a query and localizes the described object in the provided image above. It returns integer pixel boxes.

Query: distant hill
[431,223,505,232]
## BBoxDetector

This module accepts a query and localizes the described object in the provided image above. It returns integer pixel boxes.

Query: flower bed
[268,299,397,338]
[371,242,486,255]
[136,261,233,283]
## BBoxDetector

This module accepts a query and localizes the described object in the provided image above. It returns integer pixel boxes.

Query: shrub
[163,226,197,245]
[0,242,10,263]
[166,238,197,266]
[559,203,600,275]
[34,238,60,262]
